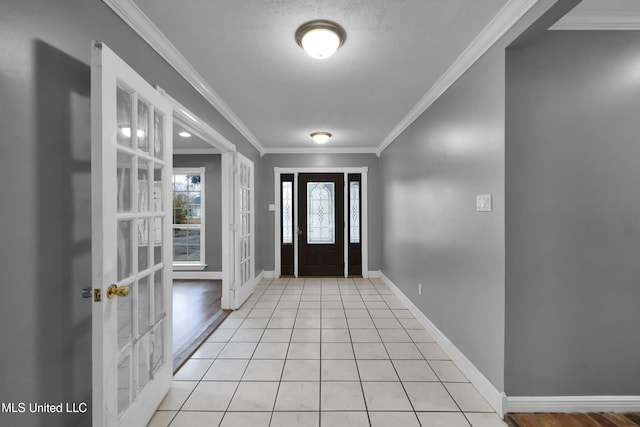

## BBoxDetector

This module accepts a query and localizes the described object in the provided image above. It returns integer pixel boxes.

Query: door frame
[157,90,237,310]
[273,167,368,278]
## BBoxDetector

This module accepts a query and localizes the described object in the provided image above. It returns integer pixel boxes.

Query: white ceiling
[125,0,640,154]
[173,121,215,151]
[132,0,508,152]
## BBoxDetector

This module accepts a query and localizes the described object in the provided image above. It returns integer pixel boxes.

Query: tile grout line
[157,277,501,427]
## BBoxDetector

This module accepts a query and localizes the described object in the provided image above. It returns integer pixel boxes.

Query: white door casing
[154,90,237,310]
[273,167,369,278]
[91,41,173,427]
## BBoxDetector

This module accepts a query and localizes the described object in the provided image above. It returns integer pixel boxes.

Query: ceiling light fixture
[295,20,346,59]
[310,131,332,144]
[178,131,192,138]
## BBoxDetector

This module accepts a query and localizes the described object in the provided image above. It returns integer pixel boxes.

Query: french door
[91,42,173,427]
[298,173,345,276]
[233,152,256,308]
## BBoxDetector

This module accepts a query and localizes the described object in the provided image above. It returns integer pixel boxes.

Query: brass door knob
[107,284,130,299]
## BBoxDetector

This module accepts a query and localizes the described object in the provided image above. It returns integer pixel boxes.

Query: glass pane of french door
[239,161,251,286]
[115,83,167,416]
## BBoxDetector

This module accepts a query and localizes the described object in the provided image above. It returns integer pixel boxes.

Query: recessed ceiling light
[310,131,332,144]
[178,131,192,138]
[295,20,346,59]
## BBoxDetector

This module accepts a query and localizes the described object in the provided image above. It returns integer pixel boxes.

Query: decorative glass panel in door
[91,42,173,427]
[306,182,335,244]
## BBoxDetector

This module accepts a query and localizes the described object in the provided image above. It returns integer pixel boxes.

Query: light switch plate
[268,204,276,211]
[476,194,492,212]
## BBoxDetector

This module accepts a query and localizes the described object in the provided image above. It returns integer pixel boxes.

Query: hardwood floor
[505,413,640,427]
[172,279,229,372]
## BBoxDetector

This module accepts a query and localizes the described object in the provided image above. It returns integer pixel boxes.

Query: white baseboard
[173,271,222,280]
[379,271,505,416]
[261,270,275,279]
[506,395,640,413]
[367,270,381,278]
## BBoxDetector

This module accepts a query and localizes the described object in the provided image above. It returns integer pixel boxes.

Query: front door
[298,173,344,276]
[91,42,173,427]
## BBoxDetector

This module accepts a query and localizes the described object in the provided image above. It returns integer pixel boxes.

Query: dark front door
[298,173,344,276]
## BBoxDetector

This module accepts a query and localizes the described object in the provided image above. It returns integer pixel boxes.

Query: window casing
[172,168,205,269]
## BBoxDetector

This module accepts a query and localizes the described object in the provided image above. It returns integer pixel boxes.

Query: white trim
[158,88,235,153]
[551,10,640,30]
[102,0,265,156]
[361,172,369,278]
[172,271,222,280]
[505,395,640,413]
[293,173,299,277]
[276,167,369,175]
[343,172,348,278]
[367,270,381,278]
[264,147,379,155]
[376,0,540,156]
[221,152,235,310]
[173,148,220,155]
[172,264,207,271]
[379,271,505,416]
[274,170,282,278]
[274,167,369,279]
[261,270,276,279]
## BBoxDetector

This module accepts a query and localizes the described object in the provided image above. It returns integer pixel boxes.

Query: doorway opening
[274,167,369,278]
[162,91,237,371]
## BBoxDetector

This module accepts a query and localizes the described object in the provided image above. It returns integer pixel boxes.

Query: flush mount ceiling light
[178,131,192,138]
[310,131,332,144]
[295,20,346,59]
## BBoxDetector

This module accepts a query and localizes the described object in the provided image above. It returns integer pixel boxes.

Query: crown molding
[550,10,640,30]
[376,0,540,157]
[263,146,379,156]
[102,0,265,156]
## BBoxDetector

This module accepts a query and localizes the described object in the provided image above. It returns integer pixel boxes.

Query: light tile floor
[148,277,507,427]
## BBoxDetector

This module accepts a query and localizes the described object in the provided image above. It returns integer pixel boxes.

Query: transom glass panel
[307,182,335,244]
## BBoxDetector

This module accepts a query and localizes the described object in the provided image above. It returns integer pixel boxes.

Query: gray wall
[380,45,506,390]
[0,1,257,426]
[174,154,222,271]
[258,153,382,273]
[505,30,640,396]
[379,0,568,391]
